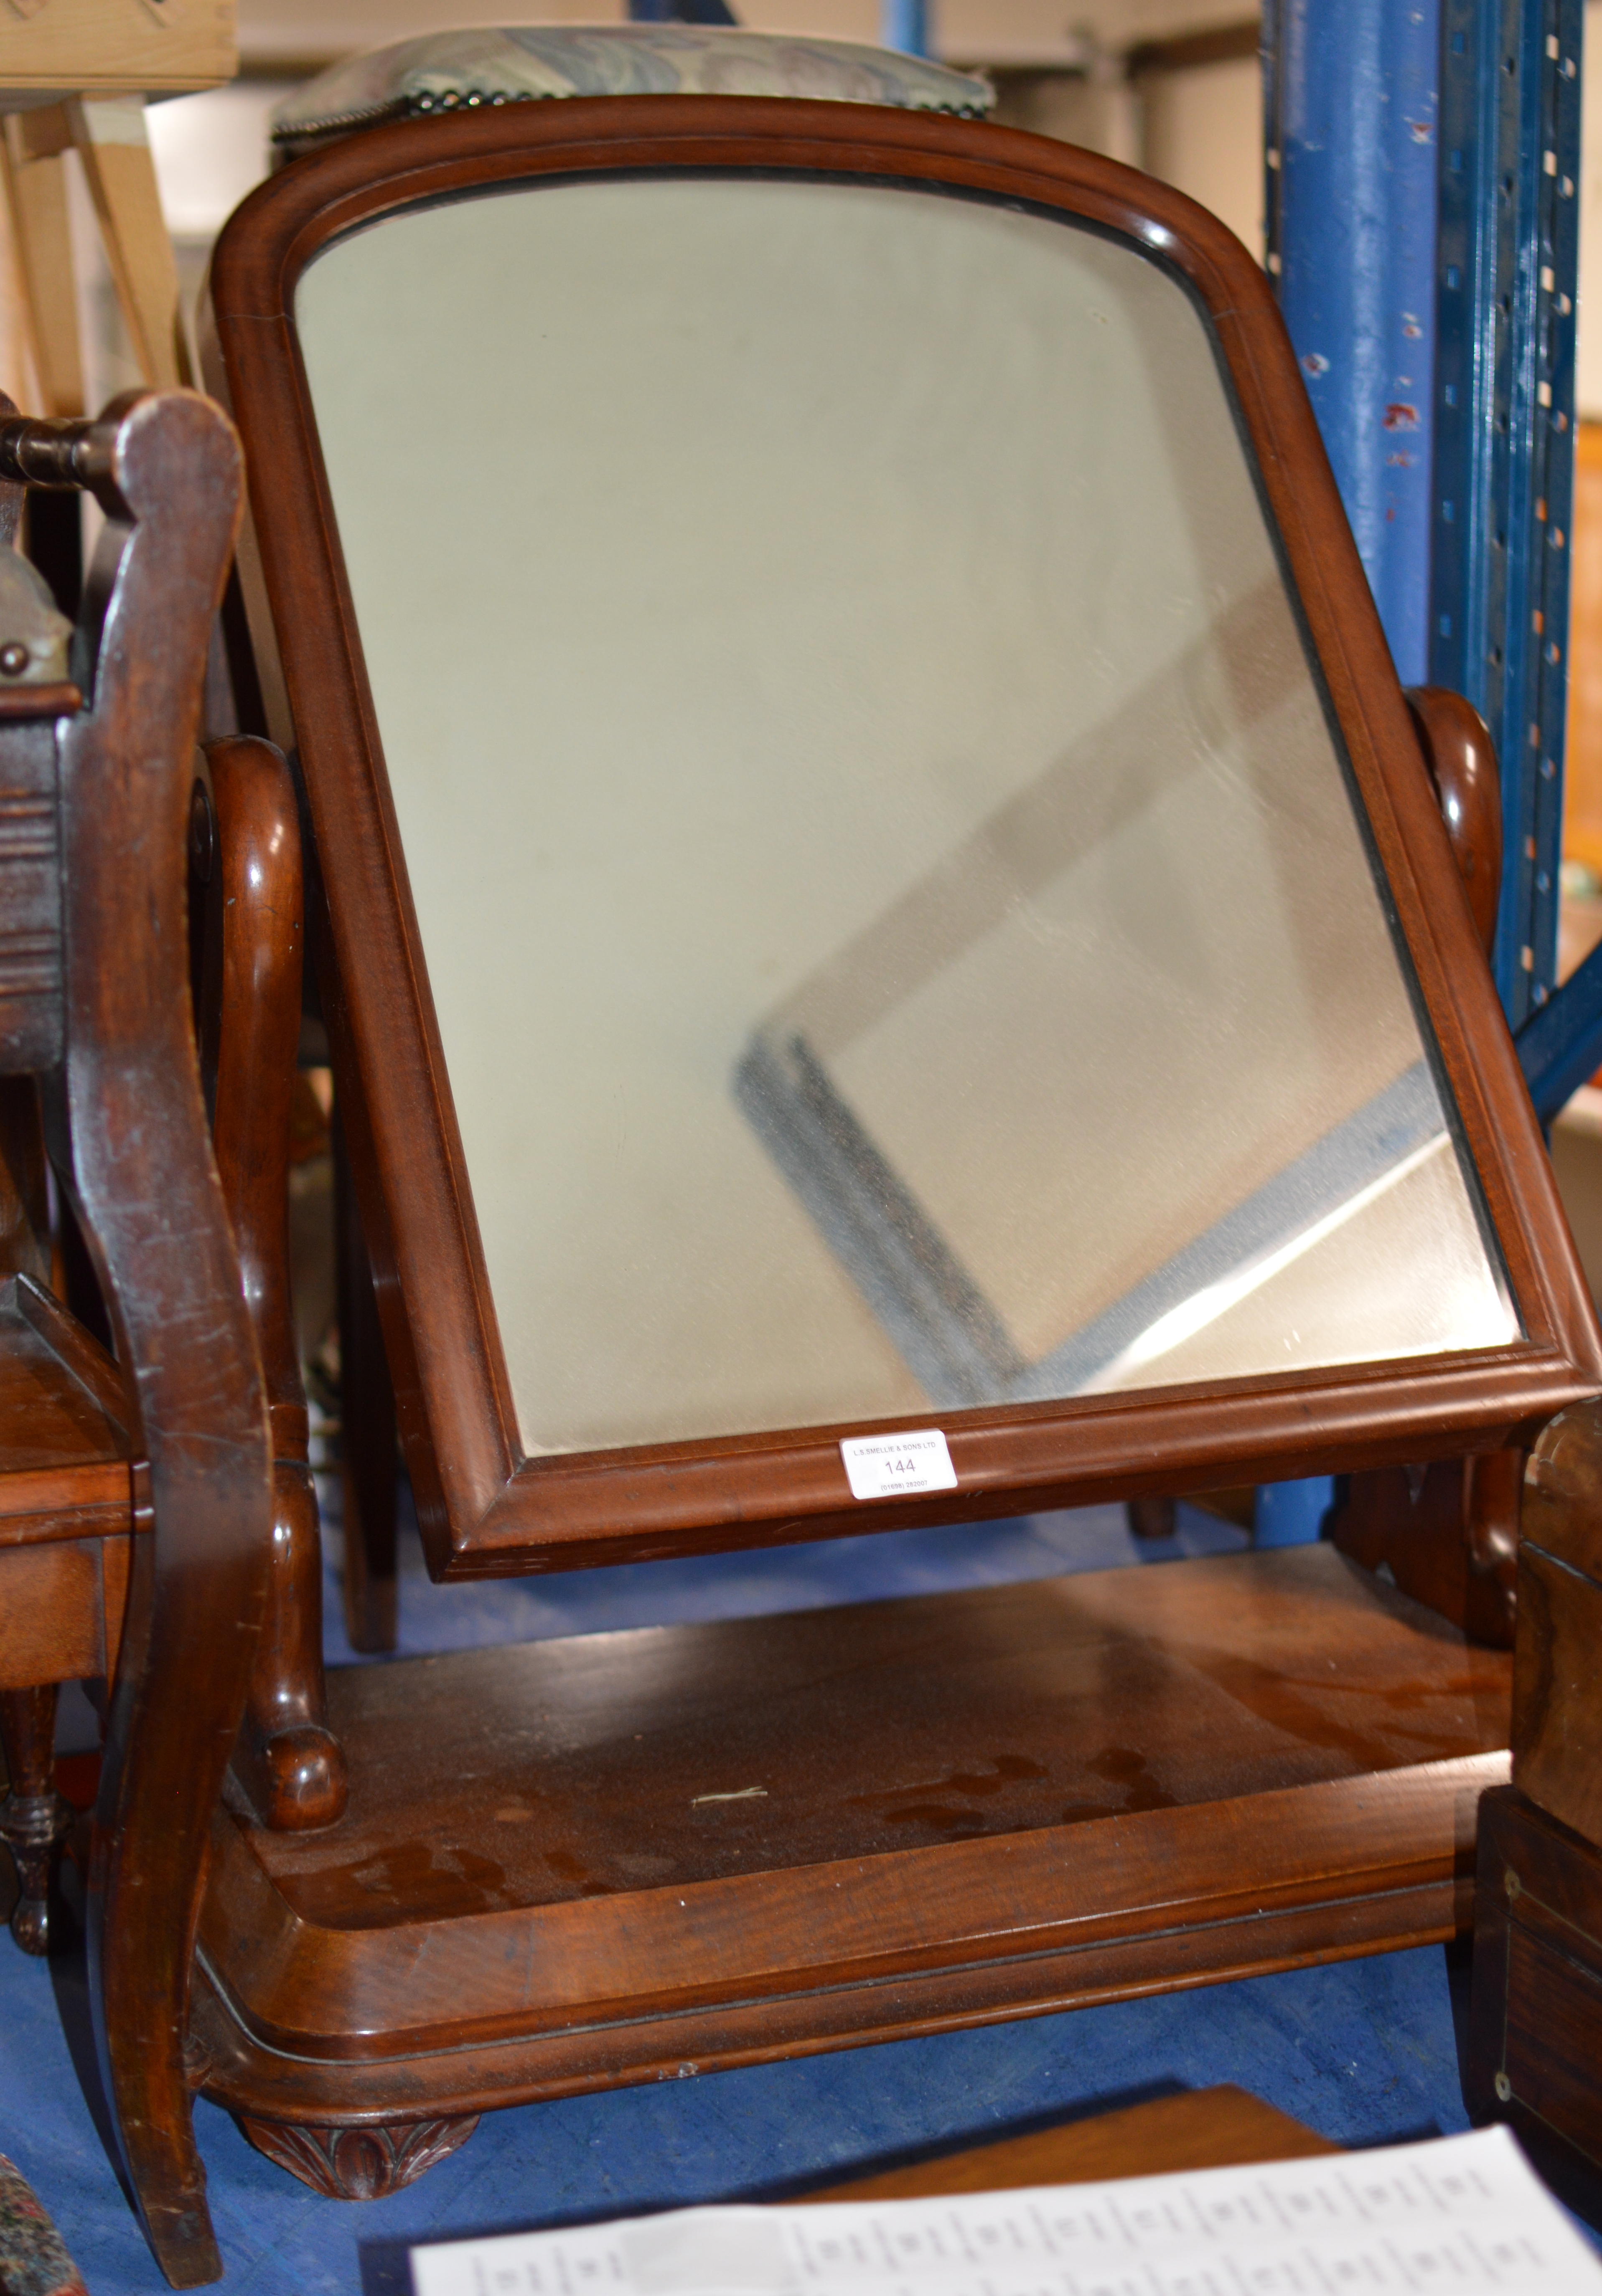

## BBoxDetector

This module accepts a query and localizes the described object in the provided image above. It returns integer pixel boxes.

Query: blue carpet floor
[317,1486,1246,1664]
[0,1497,1559,2293]
[4,1927,1477,2296]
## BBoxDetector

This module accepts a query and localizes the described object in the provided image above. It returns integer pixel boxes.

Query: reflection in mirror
[295,174,1516,1456]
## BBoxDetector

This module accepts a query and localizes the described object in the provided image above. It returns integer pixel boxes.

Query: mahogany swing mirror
[188,32,1601,2213]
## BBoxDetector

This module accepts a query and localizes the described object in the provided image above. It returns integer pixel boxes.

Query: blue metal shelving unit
[620,0,1589,1528]
[1266,0,1583,1065]
[1434,0,1584,1034]
[1260,3,1442,1547]
[1262,0,1442,688]
[1260,0,1584,1534]
[627,1,739,22]
[881,0,929,53]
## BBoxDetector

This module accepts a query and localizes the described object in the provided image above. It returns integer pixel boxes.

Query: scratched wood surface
[0,1274,125,1511]
[253,1545,1509,1926]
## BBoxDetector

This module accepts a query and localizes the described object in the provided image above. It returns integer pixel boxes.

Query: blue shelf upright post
[1263,0,1442,687]
[1264,1,1582,1036]
[1258,0,1444,1545]
[1259,0,1587,1523]
[1433,0,1583,1035]
[627,0,740,22]
[881,1,929,56]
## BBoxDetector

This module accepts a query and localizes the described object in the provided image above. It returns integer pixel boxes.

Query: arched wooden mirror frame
[202,97,1601,1585]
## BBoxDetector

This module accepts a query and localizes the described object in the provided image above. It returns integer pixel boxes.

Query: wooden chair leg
[335,1115,399,1654]
[65,97,189,391]
[0,109,86,416]
[0,1684,72,1953]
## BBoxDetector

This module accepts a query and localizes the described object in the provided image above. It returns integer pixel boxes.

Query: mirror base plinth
[192,1548,1508,2151]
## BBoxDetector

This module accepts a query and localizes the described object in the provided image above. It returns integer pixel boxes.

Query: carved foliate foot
[0,1788,73,1956]
[237,2114,478,2199]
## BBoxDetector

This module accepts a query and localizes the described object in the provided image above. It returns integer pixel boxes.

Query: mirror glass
[295,174,1516,1456]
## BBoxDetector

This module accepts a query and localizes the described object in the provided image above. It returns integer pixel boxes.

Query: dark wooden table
[800,2083,1338,2202]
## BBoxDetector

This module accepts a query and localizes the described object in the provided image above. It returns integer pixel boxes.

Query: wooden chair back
[0,389,270,2290]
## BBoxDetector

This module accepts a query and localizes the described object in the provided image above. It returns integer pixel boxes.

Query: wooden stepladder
[0,0,237,411]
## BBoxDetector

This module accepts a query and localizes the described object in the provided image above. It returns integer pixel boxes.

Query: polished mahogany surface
[0,1273,127,1529]
[251,1547,1507,1929]
[192,1546,1507,2128]
[1470,1785,1602,2221]
[800,2083,1338,2201]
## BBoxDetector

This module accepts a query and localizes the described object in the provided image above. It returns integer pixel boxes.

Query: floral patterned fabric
[0,2156,87,2296]
[271,25,992,151]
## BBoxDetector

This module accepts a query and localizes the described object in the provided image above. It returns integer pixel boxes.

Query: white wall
[3,4,1268,419]
[139,5,1266,268]
[1140,51,1261,257]
[229,0,1255,75]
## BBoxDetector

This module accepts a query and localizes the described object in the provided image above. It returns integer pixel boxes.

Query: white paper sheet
[408,2122,1602,2296]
